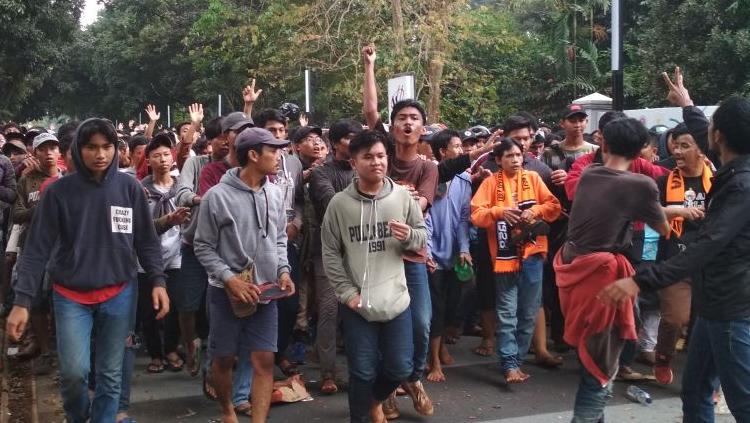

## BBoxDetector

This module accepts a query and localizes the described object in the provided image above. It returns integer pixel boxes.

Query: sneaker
[401,380,434,416]
[653,353,674,385]
[382,392,400,420]
[616,366,645,381]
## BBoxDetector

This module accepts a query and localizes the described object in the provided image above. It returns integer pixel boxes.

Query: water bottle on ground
[626,385,652,405]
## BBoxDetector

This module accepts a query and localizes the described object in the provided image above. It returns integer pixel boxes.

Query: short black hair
[175,121,191,134]
[602,118,649,159]
[2,122,19,134]
[515,111,539,132]
[670,122,692,140]
[237,143,265,168]
[492,137,523,158]
[349,130,389,157]
[390,99,426,124]
[502,115,533,134]
[254,109,287,129]
[128,133,148,152]
[205,117,223,140]
[598,111,628,131]
[76,118,118,147]
[57,120,79,156]
[329,119,363,144]
[193,135,209,155]
[430,129,461,161]
[712,96,750,155]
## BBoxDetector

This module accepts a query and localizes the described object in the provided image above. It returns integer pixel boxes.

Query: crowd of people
[1,43,749,423]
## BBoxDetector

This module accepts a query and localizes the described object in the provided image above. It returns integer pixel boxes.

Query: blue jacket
[13,119,165,308]
[428,171,472,270]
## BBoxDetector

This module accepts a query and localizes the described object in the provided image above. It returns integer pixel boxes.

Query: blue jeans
[118,280,139,413]
[495,254,543,373]
[404,261,431,381]
[53,281,135,423]
[232,348,253,406]
[682,317,750,423]
[572,363,613,422]
[341,306,414,423]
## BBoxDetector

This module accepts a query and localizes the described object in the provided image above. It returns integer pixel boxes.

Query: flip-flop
[534,354,564,368]
[202,369,218,401]
[147,362,165,374]
[504,369,530,384]
[165,354,184,372]
[321,378,339,395]
[234,402,252,417]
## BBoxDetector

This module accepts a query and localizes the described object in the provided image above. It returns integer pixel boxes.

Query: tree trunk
[392,0,405,55]
[427,53,444,123]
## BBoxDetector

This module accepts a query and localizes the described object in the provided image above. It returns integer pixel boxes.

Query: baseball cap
[235,127,290,160]
[420,123,446,142]
[145,133,174,156]
[221,111,255,133]
[563,104,588,119]
[2,139,27,155]
[291,126,323,144]
[32,133,60,150]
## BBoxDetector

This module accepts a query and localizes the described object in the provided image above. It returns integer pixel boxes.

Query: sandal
[277,357,300,376]
[533,353,564,368]
[202,369,218,401]
[165,353,184,372]
[472,340,494,357]
[147,361,165,374]
[321,378,338,395]
[234,401,252,417]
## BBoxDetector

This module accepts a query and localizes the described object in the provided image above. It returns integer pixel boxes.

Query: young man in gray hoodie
[194,127,295,423]
[321,130,428,423]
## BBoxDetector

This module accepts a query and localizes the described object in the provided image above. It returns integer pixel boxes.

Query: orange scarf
[494,169,536,273]
[665,164,712,238]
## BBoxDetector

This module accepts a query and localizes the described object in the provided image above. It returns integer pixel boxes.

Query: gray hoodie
[194,168,290,288]
[321,177,427,322]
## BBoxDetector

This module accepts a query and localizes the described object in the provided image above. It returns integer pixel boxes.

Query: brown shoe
[401,380,434,416]
[382,392,400,420]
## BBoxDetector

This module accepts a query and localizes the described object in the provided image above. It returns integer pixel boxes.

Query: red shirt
[199,161,230,195]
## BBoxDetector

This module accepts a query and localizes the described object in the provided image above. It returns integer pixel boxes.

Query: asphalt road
[31,334,737,423]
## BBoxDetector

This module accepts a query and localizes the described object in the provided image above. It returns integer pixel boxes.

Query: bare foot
[504,368,530,384]
[439,345,455,366]
[220,413,239,423]
[426,365,446,383]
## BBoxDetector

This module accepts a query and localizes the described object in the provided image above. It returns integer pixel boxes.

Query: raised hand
[662,66,693,107]
[243,79,263,104]
[362,43,376,66]
[145,104,160,122]
[299,112,309,127]
[188,103,204,124]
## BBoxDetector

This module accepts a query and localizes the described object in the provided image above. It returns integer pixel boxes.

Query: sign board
[387,73,416,123]
[624,106,718,129]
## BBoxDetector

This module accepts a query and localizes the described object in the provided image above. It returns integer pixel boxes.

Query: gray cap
[32,132,59,150]
[235,128,290,161]
[221,111,254,133]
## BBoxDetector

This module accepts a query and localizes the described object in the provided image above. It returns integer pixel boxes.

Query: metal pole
[218,94,222,116]
[611,0,624,111]
[167,105,171,128]
[304,69,311,113]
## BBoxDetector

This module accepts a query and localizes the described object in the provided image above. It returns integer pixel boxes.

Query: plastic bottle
[626,385,652,406]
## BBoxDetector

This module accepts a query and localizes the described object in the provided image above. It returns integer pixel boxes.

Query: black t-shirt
[656,174,707,259]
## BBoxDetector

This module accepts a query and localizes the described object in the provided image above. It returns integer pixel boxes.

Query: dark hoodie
[12,118,166,309]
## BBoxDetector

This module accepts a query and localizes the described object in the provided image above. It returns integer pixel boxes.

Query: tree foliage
[5,0,750,127]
